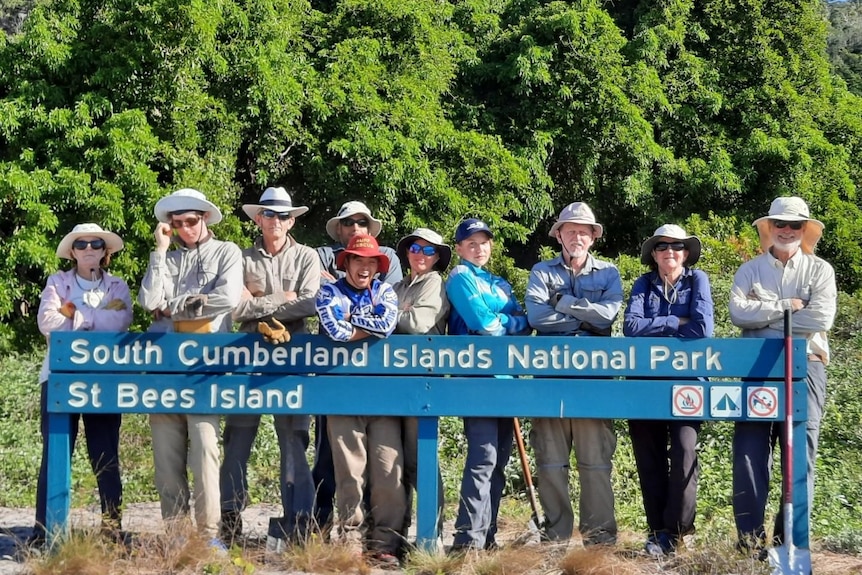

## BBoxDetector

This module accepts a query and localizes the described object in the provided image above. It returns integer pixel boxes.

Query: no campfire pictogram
[672,385,704,417]
[747,386,779,419]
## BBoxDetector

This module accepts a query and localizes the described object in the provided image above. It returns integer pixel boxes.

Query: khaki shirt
[232,235,321,334]
[392,270,449,335]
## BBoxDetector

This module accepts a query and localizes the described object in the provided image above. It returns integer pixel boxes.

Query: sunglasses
[72,239,106,250]
[340,217,369,228]
[772,220,804,230]
[261,209,292,221]
[654,241,686,252]
[409,243,438,257]
[170,215,202,229]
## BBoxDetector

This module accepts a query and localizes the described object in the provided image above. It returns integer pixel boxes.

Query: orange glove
[59,301,76,319]
[258,318,290,345]
[104,299,127,311]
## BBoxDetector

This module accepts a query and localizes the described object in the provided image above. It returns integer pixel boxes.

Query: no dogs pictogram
[672,385,704,417]
[747,387,778,419]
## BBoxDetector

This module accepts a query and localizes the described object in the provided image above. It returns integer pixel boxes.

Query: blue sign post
[46,333,809,550]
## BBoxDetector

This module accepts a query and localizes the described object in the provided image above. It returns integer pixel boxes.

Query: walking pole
[767,309,811,575]
[513,418,544,534]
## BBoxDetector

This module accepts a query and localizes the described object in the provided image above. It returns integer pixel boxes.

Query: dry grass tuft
[23,529,123,575]
[403,546,464,574]
[664,543,772,575]
[272,534,370,574]
[461,546,545,575]
[559,546,643,575]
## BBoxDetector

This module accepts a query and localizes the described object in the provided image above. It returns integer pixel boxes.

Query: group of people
[32,188,836,567]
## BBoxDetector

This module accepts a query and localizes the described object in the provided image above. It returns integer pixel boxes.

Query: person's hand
[185,294,207,315]
[258,318,290,344]
[321,270,337,282]
[104,299,127,311]
[59,301,76,319]
[154,223,172,251]
[283,291,297,302]
[790,298,806,312]
[241,287,254,301]
[678,317,690,326]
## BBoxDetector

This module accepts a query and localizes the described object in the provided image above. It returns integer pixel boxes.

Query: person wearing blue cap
[447,217,531,553]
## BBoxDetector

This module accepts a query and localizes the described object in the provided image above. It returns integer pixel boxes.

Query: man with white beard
[729,196,836,558]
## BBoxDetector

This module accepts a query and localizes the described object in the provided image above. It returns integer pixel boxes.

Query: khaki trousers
[327,415,406,553]
[530,417,617,544]
[150,413,221,538]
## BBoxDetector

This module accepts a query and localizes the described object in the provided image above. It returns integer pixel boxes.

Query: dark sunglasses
[170,215,202,229]
[72,238,106,250]
[340,217,369,227]
[261,209,292,221]
[772,220,804,230]
[409,243,438,256]
[654,241,686,252]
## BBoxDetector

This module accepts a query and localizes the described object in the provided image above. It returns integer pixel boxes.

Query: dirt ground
[1,504,861,574]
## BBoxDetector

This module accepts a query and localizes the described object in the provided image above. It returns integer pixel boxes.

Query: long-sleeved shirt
[446,260,528,336]
[231,235,321,335]
[316,278,398,342]
[317,243,403,286]
[138,233,243,333]
[729,249,836,364]
[525,253,622,335]
[623,268,714,338]
[392,270,449,335]
[38,268,133,381]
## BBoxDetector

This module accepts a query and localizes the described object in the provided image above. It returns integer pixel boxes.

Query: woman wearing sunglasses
[392,228,451,546]
[622,224,714,557]
[31,223,132,548]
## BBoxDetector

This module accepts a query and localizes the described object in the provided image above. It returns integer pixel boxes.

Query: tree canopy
[1,0,861,349]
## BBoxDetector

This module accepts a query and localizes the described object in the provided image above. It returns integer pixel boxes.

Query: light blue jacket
[446,260,528,336]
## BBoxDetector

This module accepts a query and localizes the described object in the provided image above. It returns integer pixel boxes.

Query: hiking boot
[645,532,676,557]
[367,551,400,569]
[220,510,243,543]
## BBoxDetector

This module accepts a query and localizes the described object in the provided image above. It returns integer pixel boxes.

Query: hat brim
[335,249,390,274]
[640,236,702,266]
[326,212,382,240]
[155,195,223,224]
[57,230,124,260]
[549,221,603,239]
[396,235,452,272]
[754,217,824,255]
[242,204,309,220]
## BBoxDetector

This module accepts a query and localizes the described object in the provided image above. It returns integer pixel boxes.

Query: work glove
[104,299,127,311]
[185,294,207,315]
[580,321,612,337]
[258,318,290,345]
[59,301,76,319]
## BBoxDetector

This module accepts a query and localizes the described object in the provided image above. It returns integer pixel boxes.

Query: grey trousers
[530,417,617,544]
[220,414,313,538]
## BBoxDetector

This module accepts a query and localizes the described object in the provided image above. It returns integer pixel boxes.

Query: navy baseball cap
[455,218,494,243]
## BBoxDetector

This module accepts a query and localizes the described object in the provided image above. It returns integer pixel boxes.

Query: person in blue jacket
[447,218,530,552]
[623,224,714,556]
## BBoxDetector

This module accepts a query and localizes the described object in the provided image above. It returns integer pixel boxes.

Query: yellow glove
[104,299,127,311]
[258,318,290,345]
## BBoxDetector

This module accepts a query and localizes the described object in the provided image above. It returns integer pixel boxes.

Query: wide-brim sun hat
[640,224,702,266]
[752,196,824,254]
[335,233,390,274]
[56,223,124,260]
[241,186,309,220]
[455,218,494,243]
[396,228,452,272]
[154,188,223,224]
[549,202,604,239]
[325,201,382,240]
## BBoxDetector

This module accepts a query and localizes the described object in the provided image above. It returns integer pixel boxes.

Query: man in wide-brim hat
[138,187,243,548]
[729,196,836,557]
[220,186,320,544]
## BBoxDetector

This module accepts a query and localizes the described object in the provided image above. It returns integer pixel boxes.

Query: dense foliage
[0,0,861,350]
[827,0,862,95]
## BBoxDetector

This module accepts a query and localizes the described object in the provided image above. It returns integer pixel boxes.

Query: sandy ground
[2,504,862,574]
